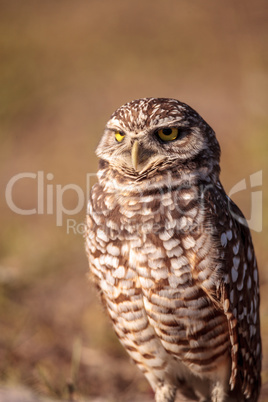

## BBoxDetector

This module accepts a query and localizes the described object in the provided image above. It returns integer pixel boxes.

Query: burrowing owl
[85,98,261,401]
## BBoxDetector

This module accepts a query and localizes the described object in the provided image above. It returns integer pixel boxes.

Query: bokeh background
[0,0,267,401]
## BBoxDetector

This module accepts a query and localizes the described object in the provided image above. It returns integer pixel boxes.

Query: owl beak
[131,140,139,170]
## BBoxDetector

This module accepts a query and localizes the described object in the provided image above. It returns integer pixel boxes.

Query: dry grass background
[0,0,267,400]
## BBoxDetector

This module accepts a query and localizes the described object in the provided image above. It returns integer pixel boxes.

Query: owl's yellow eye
[115,131,125,142]
[157,127,179,142]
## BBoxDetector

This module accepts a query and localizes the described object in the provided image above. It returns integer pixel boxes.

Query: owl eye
[115,131,125,142]
[156,127,179,142]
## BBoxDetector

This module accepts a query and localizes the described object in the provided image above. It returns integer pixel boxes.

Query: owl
[85,98,261,401]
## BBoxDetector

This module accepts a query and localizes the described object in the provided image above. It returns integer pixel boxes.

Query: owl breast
[86,172,231,389]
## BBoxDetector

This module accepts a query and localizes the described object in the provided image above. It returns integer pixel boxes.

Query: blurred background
[0,0,267,400]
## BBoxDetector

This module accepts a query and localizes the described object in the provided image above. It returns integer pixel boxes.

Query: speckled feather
[86,98,261,402]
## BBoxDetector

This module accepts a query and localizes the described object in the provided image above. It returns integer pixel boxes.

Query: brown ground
[0,1,267,400]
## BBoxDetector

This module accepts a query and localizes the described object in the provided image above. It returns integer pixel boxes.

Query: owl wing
[205,185,262,399]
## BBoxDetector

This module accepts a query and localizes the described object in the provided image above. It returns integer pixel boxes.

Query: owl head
[96,98,220,181]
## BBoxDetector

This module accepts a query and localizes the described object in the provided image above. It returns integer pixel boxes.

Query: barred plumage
[86,98,261,401]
